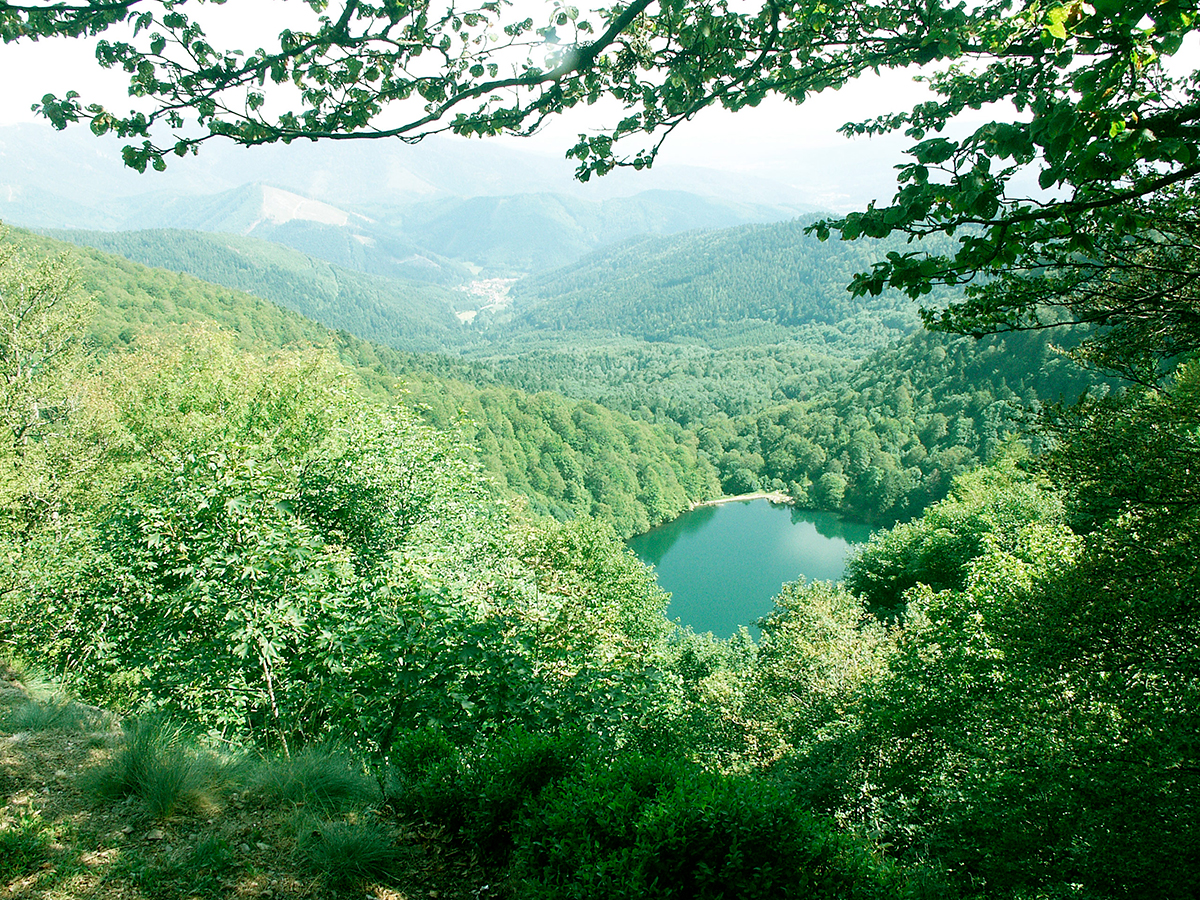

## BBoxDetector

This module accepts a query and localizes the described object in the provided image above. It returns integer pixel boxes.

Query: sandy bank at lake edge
[688,490,792,510]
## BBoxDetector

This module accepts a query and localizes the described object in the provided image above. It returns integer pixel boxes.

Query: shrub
[384,726,466,830]
[511,754,893,900]
[386,726,589,865]
[461,727,588,865]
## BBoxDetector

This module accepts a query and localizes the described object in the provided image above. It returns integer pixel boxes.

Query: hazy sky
[0,0,932,208]
[1,2,1195,211]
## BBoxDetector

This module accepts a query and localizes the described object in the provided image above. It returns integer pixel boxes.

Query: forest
[2,0,1199,898]
[2,208,1195,897]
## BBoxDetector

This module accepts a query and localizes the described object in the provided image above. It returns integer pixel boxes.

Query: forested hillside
[442,328,1104,523]
[50,228,477,353]
[4,220,1196,900]
[695,327,1106,522]
[6,227,716,538]
[394,189,812,272]
[506,218,928,350]
[42,218,1106,525]
[4,1,1197,897]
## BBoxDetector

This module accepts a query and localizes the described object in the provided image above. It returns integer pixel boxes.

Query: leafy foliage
[511,753,892,900]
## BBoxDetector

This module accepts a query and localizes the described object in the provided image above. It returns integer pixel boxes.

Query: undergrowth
[0,809,56,881]
[84,718,232,819]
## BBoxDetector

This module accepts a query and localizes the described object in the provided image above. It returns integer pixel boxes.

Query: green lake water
[627,499,874,638]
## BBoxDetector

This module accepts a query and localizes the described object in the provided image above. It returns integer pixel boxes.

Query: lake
[627,499,874,638]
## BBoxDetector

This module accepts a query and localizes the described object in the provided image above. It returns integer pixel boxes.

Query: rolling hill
[504,218,928,352]
[48,228,477,353]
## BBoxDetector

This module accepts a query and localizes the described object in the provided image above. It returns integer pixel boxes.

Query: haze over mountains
[1,122,824,277]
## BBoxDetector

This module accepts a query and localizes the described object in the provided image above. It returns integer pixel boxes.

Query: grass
[0,663,112,734]
[105,833,241,900]
[296,817,401,888]
[1,697,111,733]
[0,665,490,900]
[246,746,378,815]
[0,809,55,881]
[84,717,231,819]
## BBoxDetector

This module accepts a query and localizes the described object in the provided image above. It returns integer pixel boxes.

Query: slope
[394,189,814,273]
[7,226,716,536]
[49,228,477,354]
[504,218,928,351]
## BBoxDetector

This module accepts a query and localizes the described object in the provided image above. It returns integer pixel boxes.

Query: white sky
[0,1,931,194]
[1,2,1196,207]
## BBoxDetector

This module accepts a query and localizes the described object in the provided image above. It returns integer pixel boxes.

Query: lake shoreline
[689,490,792,510]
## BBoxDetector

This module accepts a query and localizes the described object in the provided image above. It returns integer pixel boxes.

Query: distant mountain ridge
[392,189,813,273]
[12,168,817,286]
[0,121,820,209]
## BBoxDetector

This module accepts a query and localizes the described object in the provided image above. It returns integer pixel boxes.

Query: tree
[0,231,97,564]
[0,231,90,449]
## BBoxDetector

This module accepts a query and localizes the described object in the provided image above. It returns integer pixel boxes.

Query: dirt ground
[0,667,493,900]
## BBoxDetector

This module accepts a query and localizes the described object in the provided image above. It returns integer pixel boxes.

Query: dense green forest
[505,219,929,350]
[4,214,1197,899]
[4,0,1197,897]
[49,228,478,353]
[458,327,1104,522]
[7,228,717,538]
[53,220,1110,525]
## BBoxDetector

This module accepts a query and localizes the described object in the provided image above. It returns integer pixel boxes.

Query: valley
[1,6,1197,895]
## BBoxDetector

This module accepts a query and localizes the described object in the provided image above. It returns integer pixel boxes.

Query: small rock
[255,842,270,851]
[145,828,165,841]
[239,843,252,854]
[121,825,134,836]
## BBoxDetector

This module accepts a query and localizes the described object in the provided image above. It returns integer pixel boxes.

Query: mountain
[107,184,473,285]
[0,120,820,217]
[50,228,476,353]
[503,218,927,352]
[391,190,814,273]
[3,122,818,278]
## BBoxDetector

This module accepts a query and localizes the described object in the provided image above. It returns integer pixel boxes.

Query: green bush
[461,727,588,865]
[387,726,588,864]
[510,755,893,900]
[384,726,467,830]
